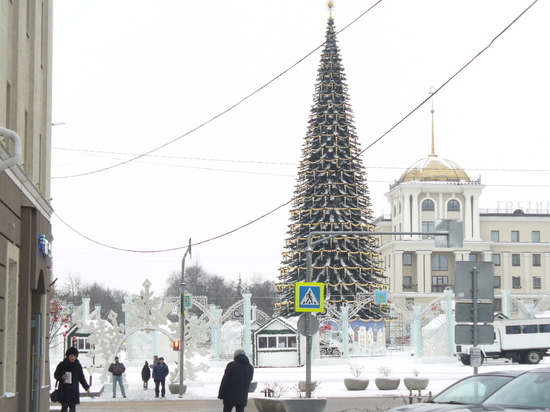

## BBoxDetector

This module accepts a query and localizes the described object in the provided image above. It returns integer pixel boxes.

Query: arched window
[432,254,448,271]
[422,199,435,211]
[447,200,460,211]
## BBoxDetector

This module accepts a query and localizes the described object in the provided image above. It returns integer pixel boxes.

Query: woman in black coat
[141,360,151,389]
[218,349,254,412]
[53,347,91,412]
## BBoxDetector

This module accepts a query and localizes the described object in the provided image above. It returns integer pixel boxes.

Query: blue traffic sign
[295,282,324,312]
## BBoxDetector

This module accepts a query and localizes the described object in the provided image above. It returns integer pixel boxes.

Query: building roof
[397,154,470,183]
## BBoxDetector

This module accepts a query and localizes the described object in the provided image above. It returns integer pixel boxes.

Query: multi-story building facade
[1,1,54,411]
[376,149,550,314]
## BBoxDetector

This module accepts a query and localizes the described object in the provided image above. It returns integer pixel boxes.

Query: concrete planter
[168,383,187,395]
[283,398,327,412]
[249,381,258,392]
[254,397,286,412]
[343,378,369,391]
[404,377,429,391]
[375,377,400,390]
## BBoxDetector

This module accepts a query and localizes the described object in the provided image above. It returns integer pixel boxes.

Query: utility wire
[54,0,540,254]
[53,146,550,173]
[52,0,385,180]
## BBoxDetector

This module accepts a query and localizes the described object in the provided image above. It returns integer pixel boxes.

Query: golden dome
[397,155,470,183]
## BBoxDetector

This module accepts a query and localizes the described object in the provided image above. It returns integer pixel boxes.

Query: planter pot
[283,398,327,412]
[344,378,369,391]
[168,383,187,395]
[249,381,258,392]
[404,377,429,391]
[375,377,400,390]
[254,397,286,412]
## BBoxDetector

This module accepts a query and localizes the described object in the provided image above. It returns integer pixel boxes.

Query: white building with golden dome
[375,130,550,314]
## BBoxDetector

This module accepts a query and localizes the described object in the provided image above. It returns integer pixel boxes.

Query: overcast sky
[50,0,549,295]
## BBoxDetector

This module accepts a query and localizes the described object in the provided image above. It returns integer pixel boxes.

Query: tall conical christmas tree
[276,12,389,320]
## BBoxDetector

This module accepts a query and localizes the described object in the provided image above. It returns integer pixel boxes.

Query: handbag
[50,380,59,403]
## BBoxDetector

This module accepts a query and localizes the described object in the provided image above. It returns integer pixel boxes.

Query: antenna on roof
[428,86,436,157]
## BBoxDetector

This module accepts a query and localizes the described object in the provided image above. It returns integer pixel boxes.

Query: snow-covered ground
[49,350,549,404]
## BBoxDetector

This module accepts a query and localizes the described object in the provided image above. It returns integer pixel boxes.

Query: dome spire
[327,1,334,17]
[429,86,436,157]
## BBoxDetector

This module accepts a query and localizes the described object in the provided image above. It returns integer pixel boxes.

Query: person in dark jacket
[152,356,169,398]
[218,349,254,412]
[141,361,151,389]
[108,356,126,398]
[53,347,91,412]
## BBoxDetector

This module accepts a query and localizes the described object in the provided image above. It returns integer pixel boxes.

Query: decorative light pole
[179,238,192,398]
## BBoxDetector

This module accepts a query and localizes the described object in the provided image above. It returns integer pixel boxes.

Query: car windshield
[483,371,550,409]
[432,375,515,405]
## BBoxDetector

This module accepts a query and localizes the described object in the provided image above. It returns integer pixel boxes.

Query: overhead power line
[54,0,540,254]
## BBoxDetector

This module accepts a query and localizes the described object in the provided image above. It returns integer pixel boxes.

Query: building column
[411,192,420,239]
[403,194,411,239]
[544,253,550,291]
[463,194,473,240]
[453,250,470,262]
[502,252,510,290]
[416,251,431,293]
[393,250,404,293]
[472,194,482,240]
[523,252,531,293]
[482,250,493,262]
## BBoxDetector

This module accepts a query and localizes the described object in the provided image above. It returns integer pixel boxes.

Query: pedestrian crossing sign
[295,282,324,312]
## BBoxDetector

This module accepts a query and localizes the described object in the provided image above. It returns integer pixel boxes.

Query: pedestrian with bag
[152,356,169,398]
[108,356,127,398]
[218,349,254,412]
[53,347,92,412]
[141,360,151,389]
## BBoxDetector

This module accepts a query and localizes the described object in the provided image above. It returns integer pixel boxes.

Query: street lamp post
[179,238,192,398]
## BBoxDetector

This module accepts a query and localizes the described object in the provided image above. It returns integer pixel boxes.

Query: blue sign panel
[295,282,324,312]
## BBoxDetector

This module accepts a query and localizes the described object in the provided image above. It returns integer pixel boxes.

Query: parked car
[478,366,550,410]
[386,370,525,412]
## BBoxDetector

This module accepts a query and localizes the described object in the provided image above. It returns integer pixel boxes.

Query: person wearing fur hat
[218,349,254,412]
[54,346,91,412]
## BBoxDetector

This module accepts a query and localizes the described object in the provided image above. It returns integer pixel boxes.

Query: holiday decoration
[276,14,389,321]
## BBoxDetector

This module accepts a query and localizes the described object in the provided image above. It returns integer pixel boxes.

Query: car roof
[469,369,525,378]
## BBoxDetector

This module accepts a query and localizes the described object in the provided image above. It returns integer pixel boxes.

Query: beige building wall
[0,1,54,411]
[376,156,550,315]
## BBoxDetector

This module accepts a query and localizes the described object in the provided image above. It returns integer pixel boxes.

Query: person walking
[152,356,169,398]
[141,360,151,389]
[108,356,126,398]
[53,347,92,412]
[218,349,254,412]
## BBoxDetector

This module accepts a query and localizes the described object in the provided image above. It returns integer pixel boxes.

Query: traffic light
[172,340,181,351]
